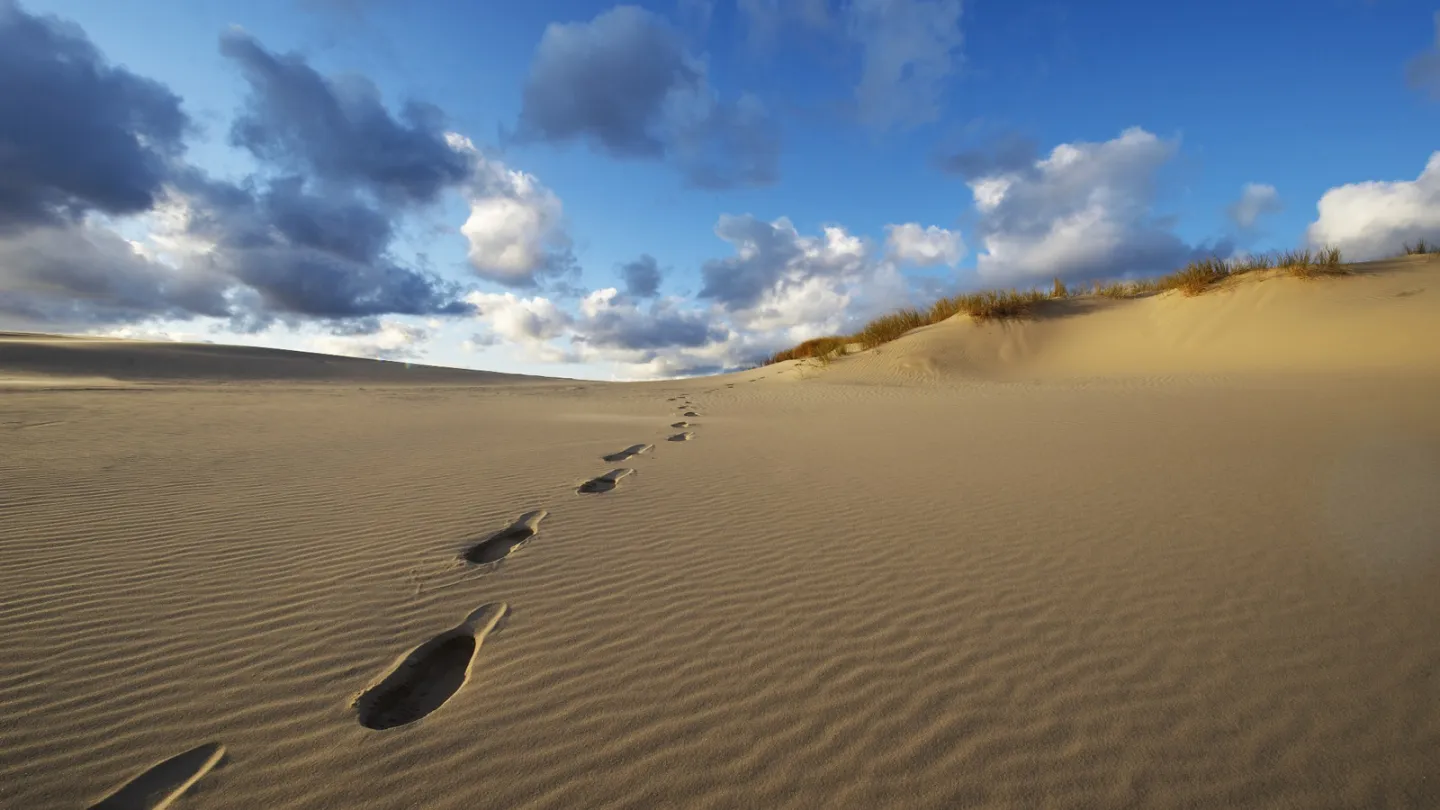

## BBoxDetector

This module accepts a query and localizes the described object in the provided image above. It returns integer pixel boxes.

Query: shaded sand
[3,261,1439,809]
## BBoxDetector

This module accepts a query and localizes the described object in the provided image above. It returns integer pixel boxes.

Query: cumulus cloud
[1406,13,1440,100]
[885,223,964,266]
[1305,152,1440,261]
[967,127,1200,283]
[577,288,729,350]
[220,30,470,205]
[454,145,576,287]
[619,254,663,297]
[1227,183,1282,230]
[0,0,189,231]
[514,5,779,188]
[737,0,965,132]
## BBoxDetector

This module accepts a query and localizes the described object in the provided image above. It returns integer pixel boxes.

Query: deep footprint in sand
[577,468,634,494]
[355,603,509,731]
[603,443,653,462]
[89,742,225,810]
[681,411,700,417]
[463,511,546,566]
[670,421,690,428]
[668,431,695,442]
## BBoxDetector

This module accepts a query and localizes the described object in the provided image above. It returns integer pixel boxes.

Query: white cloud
[968,127,1193,283]
[311,320,432,361]
[450,137,573,286]
[465,291,573,343]
[885,223,964,266]
[1305,152,1440,261]
[1227,183,1282,229]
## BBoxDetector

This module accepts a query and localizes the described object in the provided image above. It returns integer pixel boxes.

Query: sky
[2,0,1439,380]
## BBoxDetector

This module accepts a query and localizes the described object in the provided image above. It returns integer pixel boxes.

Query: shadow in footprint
[681,411,700,417]
[578,468,634,494]
[668,432,694,442]
[355,603,509,731]
[89,742,225,810]
[670,421,690,428]
[463,511,546,566]
[603,443,653,462]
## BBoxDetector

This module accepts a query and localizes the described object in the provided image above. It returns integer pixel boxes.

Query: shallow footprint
[577,468,634,494]
[463,511,546,565]
[670,421,690,428]
[668,431,694,442]
[681,411,700,417]
[603,443,653,462]
[89,742,225,810]
[354,603,509,731]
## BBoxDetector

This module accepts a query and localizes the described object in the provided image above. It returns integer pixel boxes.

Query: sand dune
[0,332,548,386]
[2,261,1439,809]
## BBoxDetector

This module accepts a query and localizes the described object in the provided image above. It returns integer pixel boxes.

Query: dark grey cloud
[0,7,476,331]
[935,131,1037,179]
[0,222,231,328]
[620,254,663,298]
[514,5,779,188]
[698,215,805,309]
[177,173,472,320]
[0,0,188,231]
[1406,13,1440,100]
[581,299,728,351]
[220,30,470,205]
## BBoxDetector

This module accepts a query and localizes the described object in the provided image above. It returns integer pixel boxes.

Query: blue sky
[4,0,1439,379]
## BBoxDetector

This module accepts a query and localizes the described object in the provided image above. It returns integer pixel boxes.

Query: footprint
[670,421,690,428]
[354,603,509,731]
[602,443,653,462]
[89,742,225,810]
[463,511,546,566]
[577,468,634,494]
[681,411,700,417]
[668,432,694,442]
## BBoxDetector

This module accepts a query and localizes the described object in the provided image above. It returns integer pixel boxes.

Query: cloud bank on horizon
[1,0,1438,379]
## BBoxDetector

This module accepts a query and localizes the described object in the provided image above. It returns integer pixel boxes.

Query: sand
[2,256,1438,809]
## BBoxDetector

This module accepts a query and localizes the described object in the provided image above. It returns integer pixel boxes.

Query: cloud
[456,147,576,287]
[466,291,573,344]
[1406,12,1440,100]
[967,127,1199,283]
[619,254,663,297]
[0,0,189,231]
[935,131,1037,179]
[514,5,779,188]
[220,29,471,205]
[0,220,232,328]
[736,0,965,132]
[576,288,729,350]
[1305,152,1440,261]
[849,0,965,131]
[885,223,964,266]
[170,175,472,322]
[311,318,432,360]
[0,8,480,331]
[1227,183,1282,230]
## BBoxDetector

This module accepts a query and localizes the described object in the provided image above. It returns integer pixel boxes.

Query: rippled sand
[2,257,1438,809]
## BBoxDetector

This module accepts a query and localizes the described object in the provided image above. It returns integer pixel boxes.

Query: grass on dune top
[766,246,1357,366]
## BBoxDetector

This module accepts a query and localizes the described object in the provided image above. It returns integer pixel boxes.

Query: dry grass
[765,336,850,365]
[763,243,1358,366]
[1403,239,1432,255]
